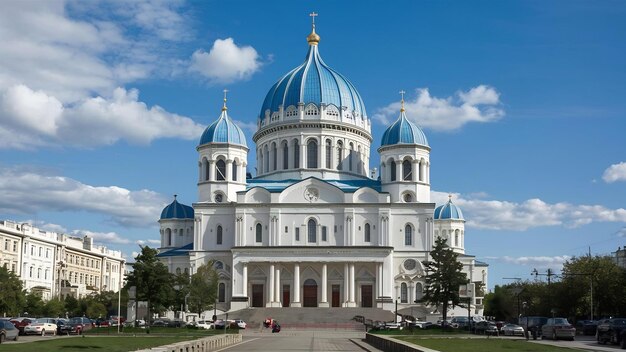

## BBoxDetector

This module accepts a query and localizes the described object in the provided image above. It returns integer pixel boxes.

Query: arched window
[264,145,270,173]
[357,146,362,174]
[293,140,300,168]
[405,224,412,246]
[401,283,408,303]
[232,161,237,181]
[258,149,264,174]
[349,143,354,171]
[336,141,343,170]
[203,158,209,180]
[255,223,262,243]
[282,141,289,169]
[307,219,316,243]
[455,230,459,247]
[176,267,181,274]
[419,160,424,181]
[390,159,396,181]
[216,159,226,181]
[216,225,223,245]
[166,229,172,246]
[218,283,225,302]
[403,160,412,181]
[307,140,318,168]
[272,143,277,171]
[364,223,371,242]
[214,261,224,270]
[415,283,423,302]
[325,139,332,169]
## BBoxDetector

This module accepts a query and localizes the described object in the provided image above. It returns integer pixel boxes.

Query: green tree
[24,291,45,316]
[43,298,66,317]
[187,262,219,316]
[64,295,79,316]
[125,246,175,325]
[420,237,467,326]
[0,266,25,316]
[484,285,516,321]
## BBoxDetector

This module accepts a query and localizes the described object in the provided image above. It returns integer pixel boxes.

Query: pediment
[244,187,271,204]
[278,178,344,204]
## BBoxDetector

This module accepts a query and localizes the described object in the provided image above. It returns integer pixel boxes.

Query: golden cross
[399,90,406,111]
[310,12,318,26]
[222,89,229,111]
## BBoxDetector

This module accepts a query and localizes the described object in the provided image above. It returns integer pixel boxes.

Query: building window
[364,223,371,242]
[255,223,262,243]
[176,268,181,274]
[264,145,269,172]
[39,247,42,257]
[272,143,277,171]
[336,141,343,170]
[294,140,300,168]
[322,226,327,241]
[232,162,237,181]
[401,283,408,303]
[307,140,318,168]
[4,240,8,251]
[349,143,354,171]
[307,219,316,243]
[285,226,288,233]
[295,227,300,241]
[37,268,41,279]
[217,225,223,245]
[282,142,289,169]
[405,225,412,246]
[218,283,226,302]
[13,241,17,252]
[334,225,337,233]
[325,139,332,168]
[216,159,226,181]
[390,159,396,181]
[403,160,412,181]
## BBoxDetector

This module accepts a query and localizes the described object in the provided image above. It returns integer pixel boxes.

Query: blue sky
[1,1,625,290]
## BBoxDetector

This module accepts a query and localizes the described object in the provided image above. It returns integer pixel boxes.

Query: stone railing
[366,333,432,352]
[135,333,242,352]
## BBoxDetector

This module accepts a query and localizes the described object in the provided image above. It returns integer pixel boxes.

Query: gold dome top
[307,12,320,45]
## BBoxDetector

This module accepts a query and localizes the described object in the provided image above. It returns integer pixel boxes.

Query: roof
[434,198,464,220]
[259,40,367,121]
[245,177,382,193]
[156,242,193,257]
[380,110,429,147]
[160,197,194,220]
[199,108,247,147]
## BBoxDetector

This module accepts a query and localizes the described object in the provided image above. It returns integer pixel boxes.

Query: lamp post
[522,301,529,340]
[395,297,399,324]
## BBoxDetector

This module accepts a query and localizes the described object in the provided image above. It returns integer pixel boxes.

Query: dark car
[56,318,68,335]
[9,317,33,336]
[0,319,19,343]
[519,316,548,339]
[596,318,626,346]
[576,320,598,335]
[60,317,93,335]
[541,317,576,341]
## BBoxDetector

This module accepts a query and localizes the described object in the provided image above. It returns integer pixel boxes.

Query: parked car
[234,320,247,329]
[9,317,33,335]
[596,318,626,346]
[575,320,598,335]
[95,318,110,327]
[519,316,548,338]
[475,321,499,335]
[541,317,576,341]
[502,323,525,336]
[61,317,93,335]
[0,319,19,343]
[409,320,433,329]
[55,318,68,335]
[195,320,214,329]
[214,319,226,329]
[24,318,58,336]
[383,321,403,330]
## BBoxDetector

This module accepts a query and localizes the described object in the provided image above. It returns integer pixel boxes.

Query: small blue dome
[199,109,247,147]
[381,110,428,147]
[160,196,194,220]
[434,197,464,220]
[259,42,367,121]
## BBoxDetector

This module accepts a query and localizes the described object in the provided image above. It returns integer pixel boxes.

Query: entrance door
[331,284,340,307]
[282,284,290,307]
[252,284,264,307]
[303,279,318,307]
[361,284,373,307]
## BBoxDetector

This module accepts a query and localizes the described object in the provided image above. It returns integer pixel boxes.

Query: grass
[370,327,469,335]
[85,326,233,336]
[0,336,194,352]
[396,337,577,352]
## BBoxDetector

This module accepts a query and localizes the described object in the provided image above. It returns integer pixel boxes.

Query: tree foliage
[188,262,219,316]
[125,246,174,324]
[0,266,25,316]
[420,237,467,324]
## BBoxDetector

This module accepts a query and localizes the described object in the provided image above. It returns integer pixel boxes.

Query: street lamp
[395,297,399,324]
[522,301,529,340]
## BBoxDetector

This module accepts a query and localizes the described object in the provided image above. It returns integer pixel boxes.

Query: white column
[292,263,301,307]
[408,284,414,304]
[395,160,402,181]
[242,264,248,297]
[377,263,383,297]
[268,263,275,305]
[349,263,355,304]
[268,217,274,246]
[343,263,349,304]
[320,263,328,307]
[412,160,419,181]
[226,159,233,181]
[275,266,281,304]
[209,160,216,181]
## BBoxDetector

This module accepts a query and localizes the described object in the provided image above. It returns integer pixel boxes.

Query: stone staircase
[223,307,394,330]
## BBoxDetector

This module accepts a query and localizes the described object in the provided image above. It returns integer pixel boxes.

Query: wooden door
[361,284,373,307]
[332,284,340,307]
[303,279,318,307]
[252,284,264,307]
[282,284,290,307]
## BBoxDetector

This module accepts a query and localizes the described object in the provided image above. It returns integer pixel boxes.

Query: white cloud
[0,166,167,227]
[234,119,258,135]
[136,239,161,246]
[432,191,626,231]
[23,220,67,234]
[374,85,504,131]
[602,162,626,183]
[0,85,205,149]
[72,230,132,245]
[189,38,262,83]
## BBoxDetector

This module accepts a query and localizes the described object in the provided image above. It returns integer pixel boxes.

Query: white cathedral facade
[157,22,487,318]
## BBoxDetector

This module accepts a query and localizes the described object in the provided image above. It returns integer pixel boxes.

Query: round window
[403,193,413,202]
[214,193,223,203]
[403,259,417,271]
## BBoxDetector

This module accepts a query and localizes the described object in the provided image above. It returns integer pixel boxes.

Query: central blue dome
[380,110,429,147]
[258,41,367,121]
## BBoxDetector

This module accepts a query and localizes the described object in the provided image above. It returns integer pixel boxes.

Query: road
[218,329,373,352]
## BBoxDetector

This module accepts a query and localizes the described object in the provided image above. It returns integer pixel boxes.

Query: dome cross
[399,90,406,112]
[222,89,229,111]
[307,12,320,45]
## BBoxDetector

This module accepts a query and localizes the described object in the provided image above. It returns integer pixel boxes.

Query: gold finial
[399,90,406,112]
[448,194,452,202]
[307,12,320,45]
[222,89,229,111]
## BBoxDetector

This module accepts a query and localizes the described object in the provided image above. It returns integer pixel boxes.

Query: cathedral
[157,19,487,318]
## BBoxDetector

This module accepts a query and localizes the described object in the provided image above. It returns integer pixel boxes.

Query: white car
[502,323,525,336]
[196,320,214,329]
[234,319,247,329]
[24,318,58,336]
